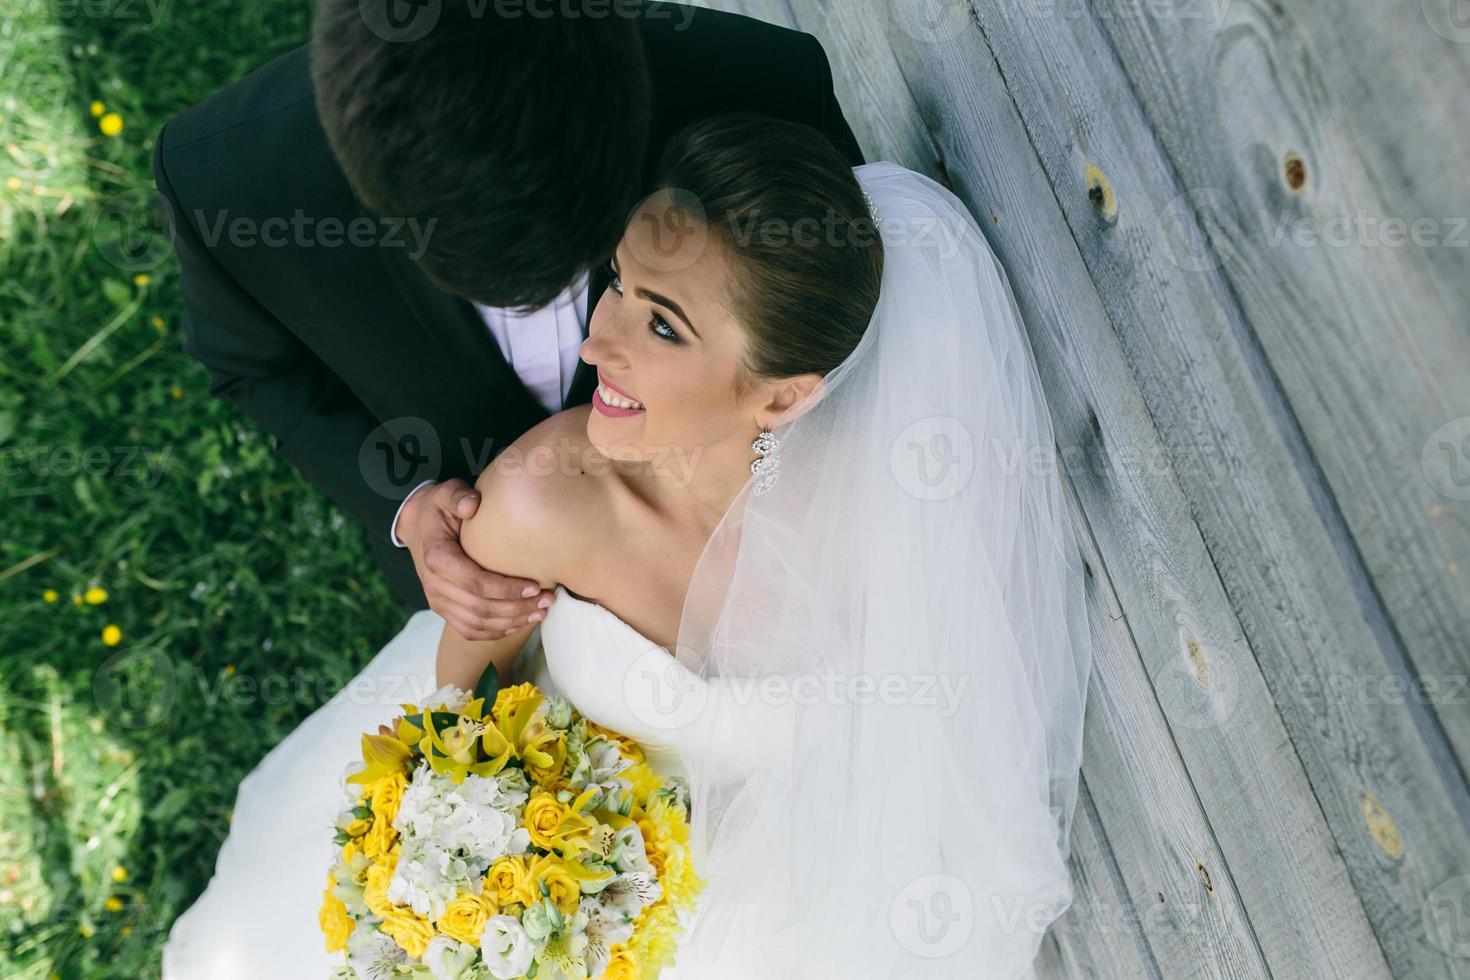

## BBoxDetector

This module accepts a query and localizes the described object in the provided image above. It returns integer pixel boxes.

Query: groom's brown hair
[312,0,652,310]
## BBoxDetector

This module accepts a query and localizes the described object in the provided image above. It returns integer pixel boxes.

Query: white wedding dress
[164,161,1094,980]
[162,583,699,979]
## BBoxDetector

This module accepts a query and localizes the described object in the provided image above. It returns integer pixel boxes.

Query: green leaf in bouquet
[474,661,501,705]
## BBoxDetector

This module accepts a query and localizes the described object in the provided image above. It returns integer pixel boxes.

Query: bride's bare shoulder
[460,405,609,583]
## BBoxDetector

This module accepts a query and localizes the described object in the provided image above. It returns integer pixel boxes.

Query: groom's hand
[398,479,550,640]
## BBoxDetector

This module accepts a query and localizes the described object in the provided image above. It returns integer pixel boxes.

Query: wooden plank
[945,4,1470,977]
[1036,779,1161,980]
[1060,479,1273,979]
[698,1,1405,976]
[1085,0,1470,794]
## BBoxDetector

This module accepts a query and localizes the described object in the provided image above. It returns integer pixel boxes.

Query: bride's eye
[608,265,681,345]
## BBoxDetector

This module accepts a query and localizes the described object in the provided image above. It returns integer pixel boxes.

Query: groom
[153,0,863,639]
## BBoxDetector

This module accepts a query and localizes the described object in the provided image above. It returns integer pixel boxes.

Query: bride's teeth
[600,384,643,410]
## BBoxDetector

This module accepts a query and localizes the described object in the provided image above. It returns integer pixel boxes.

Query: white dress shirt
[390,270,591,546]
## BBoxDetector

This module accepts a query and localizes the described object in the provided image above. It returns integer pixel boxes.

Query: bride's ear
[761,372,825,425]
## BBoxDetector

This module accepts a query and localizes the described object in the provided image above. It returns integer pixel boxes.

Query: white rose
[424,935,479,980]
[480,914,535,980]
[421,684,471,712]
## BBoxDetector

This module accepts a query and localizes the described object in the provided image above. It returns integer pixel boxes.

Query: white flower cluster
[386,762,533,921]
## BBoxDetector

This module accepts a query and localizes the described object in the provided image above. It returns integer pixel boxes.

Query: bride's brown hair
[651,112,884,395]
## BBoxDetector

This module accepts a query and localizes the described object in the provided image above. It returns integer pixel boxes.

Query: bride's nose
[581,304,630,369]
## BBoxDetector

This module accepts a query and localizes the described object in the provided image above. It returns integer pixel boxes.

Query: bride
[163,112,1092,979]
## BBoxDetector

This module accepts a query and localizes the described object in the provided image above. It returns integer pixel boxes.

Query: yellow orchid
[542,786,607,860]
[496,692,562,776]
[396,697,514,783]
[345,732,413,787]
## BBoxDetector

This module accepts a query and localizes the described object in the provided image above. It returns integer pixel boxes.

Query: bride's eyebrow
[611,243,702,340]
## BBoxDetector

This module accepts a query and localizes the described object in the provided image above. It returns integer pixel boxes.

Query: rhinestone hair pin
[861,184,883,229]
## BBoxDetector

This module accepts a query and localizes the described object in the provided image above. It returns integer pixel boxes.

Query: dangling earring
[751,425,781,496]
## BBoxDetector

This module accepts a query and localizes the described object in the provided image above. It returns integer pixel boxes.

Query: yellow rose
[381,908,435,959]
[363,853,398,917]
[362,813,397,859]
[437,891,495,945]
[319,879,354,953]
[342,839,360,864]
[370,772,408,825]
[525,731,567,788]
[604,945,641,980]
[486,855,535,908]
[524,791,569,851]
[492,682,542,720]
[528,853,582,915]
[345,817,370,838]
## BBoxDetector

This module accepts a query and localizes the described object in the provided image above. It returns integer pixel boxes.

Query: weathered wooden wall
[699,1,1470,976]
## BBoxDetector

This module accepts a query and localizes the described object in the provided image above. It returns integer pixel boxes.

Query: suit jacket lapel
[375,235,555,423]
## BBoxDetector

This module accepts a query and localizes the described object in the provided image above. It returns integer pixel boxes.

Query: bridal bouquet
[319,673,703,980]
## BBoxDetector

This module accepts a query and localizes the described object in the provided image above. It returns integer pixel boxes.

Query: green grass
[0,3,408,975]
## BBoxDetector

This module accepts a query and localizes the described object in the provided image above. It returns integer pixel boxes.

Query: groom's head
[311,0,652,310]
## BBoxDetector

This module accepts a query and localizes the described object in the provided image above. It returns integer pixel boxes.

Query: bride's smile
[576,185,828,533]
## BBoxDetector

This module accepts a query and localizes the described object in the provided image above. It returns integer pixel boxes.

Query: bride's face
[579,190,773,465]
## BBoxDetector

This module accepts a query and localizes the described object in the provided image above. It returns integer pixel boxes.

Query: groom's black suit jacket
[153,1,864,609]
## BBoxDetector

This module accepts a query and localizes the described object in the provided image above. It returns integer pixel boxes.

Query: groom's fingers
[446,482,480,519]
[425,549,544,635]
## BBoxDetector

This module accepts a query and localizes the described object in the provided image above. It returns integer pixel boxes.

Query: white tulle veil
[663,162,1093,978]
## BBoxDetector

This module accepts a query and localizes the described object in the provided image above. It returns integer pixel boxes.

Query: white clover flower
[480,914,536,980]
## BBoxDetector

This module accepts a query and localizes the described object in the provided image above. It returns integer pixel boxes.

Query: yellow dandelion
[4,177,21,192]
[120,926,132,937]
[224,664,236,676]
[78,923,94,938]
[151,315,166,331]
[132,273,150,288]
[104,896,124,913]
[101,625,122,647]
[171,386,183,400]
[99,113,123,137]
[111,866,128,883]
[84,586,108,605]
[90,100,105,118]
[72,593,83,606]
[43,589,58,603]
